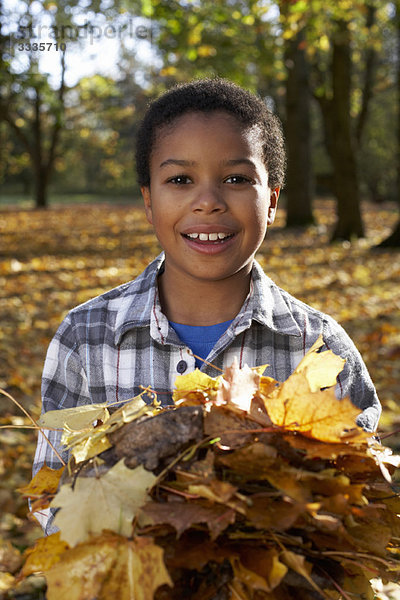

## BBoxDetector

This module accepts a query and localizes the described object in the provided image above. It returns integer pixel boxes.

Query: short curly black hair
[135,78,286,190]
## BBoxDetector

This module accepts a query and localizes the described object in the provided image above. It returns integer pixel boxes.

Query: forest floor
[0,198,399,598]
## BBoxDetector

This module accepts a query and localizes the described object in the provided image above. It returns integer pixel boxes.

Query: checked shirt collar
[113,253,302,346]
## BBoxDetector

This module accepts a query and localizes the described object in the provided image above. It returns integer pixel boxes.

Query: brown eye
[168,175,192,185]
[225,175,253,184]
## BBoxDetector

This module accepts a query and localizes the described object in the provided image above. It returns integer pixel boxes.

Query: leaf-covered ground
[0,199,399,595]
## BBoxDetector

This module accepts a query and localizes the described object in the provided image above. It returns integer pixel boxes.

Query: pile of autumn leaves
[17,337,400,600]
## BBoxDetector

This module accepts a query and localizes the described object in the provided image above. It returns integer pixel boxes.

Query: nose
[191,183,227,214]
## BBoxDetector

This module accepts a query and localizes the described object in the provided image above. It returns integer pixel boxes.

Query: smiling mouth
[182,232,235,242]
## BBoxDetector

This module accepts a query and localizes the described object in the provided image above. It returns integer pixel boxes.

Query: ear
[267,187,280,225]
[141,186,153,225]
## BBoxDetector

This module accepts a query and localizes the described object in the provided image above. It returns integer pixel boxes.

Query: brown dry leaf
[261,464,366,505]
[166,535,235,570]
[44,532,171,600]
[188,479,237,504]
[20,532,69,578]
[245,495,304,531]
[204,405,258,448]
[280,550,324,597]
[347,520,392,556]
[231,556,274,594]
[140,500,235,539]
[217,442,277,479]
[18,463,64,499]
[51,459,156,547]
[233,548,288,593]
[283,432,369,461]
[234,547,288,592]
[341,568,375,600]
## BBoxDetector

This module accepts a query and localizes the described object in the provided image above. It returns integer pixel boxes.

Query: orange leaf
[18,463,64,498]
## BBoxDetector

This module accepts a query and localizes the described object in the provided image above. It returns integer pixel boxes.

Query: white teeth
[186,232,232,241]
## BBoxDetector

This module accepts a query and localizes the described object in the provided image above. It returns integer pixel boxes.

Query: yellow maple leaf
[51,460,156,547]
[264,383,367,443]
[259,337,367,443]
[173,368,221,403]
[294,334,345,392]
[20,532,69,578]
[38,403,110,430]
[44,533,172,600]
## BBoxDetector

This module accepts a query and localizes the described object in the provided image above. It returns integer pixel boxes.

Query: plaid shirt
[33,254,380,529]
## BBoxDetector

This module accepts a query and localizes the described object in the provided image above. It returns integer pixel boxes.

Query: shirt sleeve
[32,313,90,532]
[322,316,381,432]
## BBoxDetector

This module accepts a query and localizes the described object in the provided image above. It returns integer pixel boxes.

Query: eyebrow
[159,159,196,168]
[159,158,257,169]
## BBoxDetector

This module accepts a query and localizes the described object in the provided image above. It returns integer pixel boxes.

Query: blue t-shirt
[169,320,233,369]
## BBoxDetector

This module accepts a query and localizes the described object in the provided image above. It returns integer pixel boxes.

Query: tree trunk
[34,166,48,208]
[30,50,66,209]
[32,87,48,209]
[318,20,364,241]
[284,30,314,227]
[377,1,400,248]
[378,220,400,247]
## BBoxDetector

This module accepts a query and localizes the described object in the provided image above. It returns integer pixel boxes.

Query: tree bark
[31,50,66,209]
[284,30,314,227]
[355,3,377,146]
[317,20,364,241]
[377,1,400,247]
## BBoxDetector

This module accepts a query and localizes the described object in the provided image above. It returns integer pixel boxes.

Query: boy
[33,78,381,532]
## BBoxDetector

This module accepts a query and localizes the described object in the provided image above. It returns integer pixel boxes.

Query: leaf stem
[0,388,66,466]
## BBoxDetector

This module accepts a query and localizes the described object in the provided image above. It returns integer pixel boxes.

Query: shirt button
[176,360,187,374]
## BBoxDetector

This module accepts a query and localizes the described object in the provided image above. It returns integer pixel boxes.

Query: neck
[158,261,253,326]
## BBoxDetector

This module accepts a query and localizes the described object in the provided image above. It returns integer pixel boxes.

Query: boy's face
[141,111,279,285]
